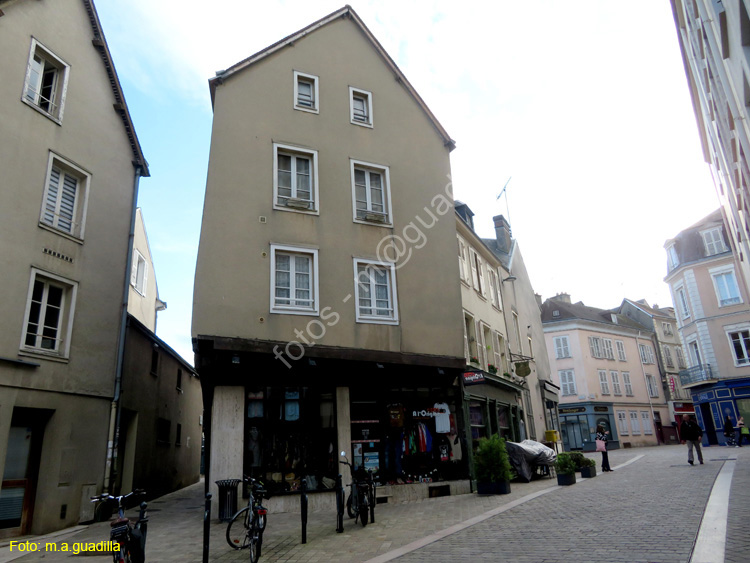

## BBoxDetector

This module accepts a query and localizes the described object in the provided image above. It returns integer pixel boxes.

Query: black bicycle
[91,490,148,563]
[340,455,373,527]
[226,477,268,562]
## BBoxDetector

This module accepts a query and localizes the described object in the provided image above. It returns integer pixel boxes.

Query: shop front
[691,378,750,447]
[558,403,618,452]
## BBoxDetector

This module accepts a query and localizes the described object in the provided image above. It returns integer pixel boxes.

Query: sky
[94,0,721,365]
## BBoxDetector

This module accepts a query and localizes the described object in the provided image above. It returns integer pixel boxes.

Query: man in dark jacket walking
[680,414,704,465]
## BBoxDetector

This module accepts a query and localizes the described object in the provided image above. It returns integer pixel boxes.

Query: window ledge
[270,307,320,317]
[38,222,84,245]
[273,203,319,216]
[356,317,399,326]
[22,98,63,125]
[353,217,393,228]
[294,105,319,114]
[18,349,69,364]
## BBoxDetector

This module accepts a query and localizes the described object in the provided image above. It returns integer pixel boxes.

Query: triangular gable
[209,5,455,151]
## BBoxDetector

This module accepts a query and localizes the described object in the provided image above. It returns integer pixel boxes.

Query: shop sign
[515,362,531,377]
[593,406,608,413]
[462,371,485,385]
[412,406,448,418]
[559,407,586,414]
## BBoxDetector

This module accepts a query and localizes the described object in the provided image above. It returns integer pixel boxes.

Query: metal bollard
[301,478,308,544]
[335,474,344,533]
[203,492,212,563]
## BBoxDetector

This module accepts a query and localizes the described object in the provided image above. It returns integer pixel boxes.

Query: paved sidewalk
[1,444,744,562]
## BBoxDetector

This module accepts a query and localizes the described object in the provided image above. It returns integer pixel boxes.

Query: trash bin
[215,479,241,522]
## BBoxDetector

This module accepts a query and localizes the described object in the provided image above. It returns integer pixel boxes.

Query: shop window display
[244,387,337,496]
[350,389,466,485]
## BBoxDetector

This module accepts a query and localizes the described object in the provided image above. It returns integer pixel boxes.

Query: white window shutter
[131,251,138,285]
[463,320,470,362]
[470,251,479,290]
[142,261,149,297]
[475,320,484,367]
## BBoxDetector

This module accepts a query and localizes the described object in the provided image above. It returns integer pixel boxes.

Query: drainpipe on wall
[103,165,142,493]
[636,330,659,444]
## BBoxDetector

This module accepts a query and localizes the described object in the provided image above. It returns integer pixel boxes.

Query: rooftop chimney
[550,292,571,304]
[493,215,512,254]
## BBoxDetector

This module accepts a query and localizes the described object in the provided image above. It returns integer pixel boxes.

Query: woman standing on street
[596,425,612,472]
[724,415,737,447]
[737,416,747,447]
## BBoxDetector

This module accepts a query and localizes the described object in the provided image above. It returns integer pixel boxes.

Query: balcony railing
[679,364,716,387]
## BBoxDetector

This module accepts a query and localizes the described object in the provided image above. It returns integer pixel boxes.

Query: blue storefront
[558,403,619,452]
[691,378,750,446]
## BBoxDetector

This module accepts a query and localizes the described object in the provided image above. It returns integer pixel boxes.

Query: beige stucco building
[542,295,671,451]
[193,6,468,514]
[664,209,750,445]
[670,0,750,298]
[0,0,148,536]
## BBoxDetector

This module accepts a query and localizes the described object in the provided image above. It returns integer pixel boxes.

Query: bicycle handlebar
[90,490,146,503]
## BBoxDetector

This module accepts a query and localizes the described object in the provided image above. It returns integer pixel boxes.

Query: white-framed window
[354,258,398,324]
[274,143,318,213]
[639,344,655,364]
[469,250,485,295]
[603,338,615,360]
[351,160,391,225]
[664,346,674,368]
[662,322,674,336]
[611,371,622,395]
[629,411,641,435]
[131,250,148,296]
[559,369,576,396]
[270,245,319,315]
[588,336,603,358]
[21,268,77,358]
[676,286,690,319]
[463,311,475,364]
[598,370,610,395]
[623,372,633,396]
[616,340,627,361]
[293,71,319,113]
[39,153,90,240]
[617,411,629,435]
[457,237,471,283]
[641,411,653,435]
[482,323,494,371]
[22,39,70,122]
[488,269,500,308]
[646,374,660,398]
[349,87,373,127]
[493,331,505,370]
[554,336,570,359]
[667,244,679,271]
[676,347,687,368]
[728,329,750,365]
[701,226,728,256]
[688,339,703,367]
[710,266,742,307]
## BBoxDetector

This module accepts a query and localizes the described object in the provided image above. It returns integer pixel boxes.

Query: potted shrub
[474,434,512,494]
[487,364,498,374]
[554,453,577,486]
[470,356,480,366]
[580,457,597,478]
[569,452,585,472]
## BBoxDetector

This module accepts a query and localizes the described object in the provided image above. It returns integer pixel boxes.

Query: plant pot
[580,466,596,478]
[477,481,511,495]
[556,472,576,486]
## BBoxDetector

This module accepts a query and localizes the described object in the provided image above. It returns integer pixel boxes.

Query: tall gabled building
[193,6,468,513]
[670,0,750,296]
[664,209,750,445]
[0,0,148,535]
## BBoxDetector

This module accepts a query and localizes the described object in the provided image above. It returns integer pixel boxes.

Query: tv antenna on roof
[496,177,512,235]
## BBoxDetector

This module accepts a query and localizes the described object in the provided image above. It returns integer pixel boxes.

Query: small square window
[351,160,391,225]
[21,269,78,359]
[349,87,373,127]
[131,250,148,296]
[354,259,398,324]
[270,245,319,315]
[23,39,70,122]
[273,143,319,213]
[39,153,90,240]
[293,71,318,113]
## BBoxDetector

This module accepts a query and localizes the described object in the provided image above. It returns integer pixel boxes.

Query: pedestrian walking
[595,425,612,472]
[724,415,737,447]
[737,416,749,447]
[680,414,704,465]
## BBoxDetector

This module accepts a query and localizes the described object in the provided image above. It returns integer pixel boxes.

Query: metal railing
[679,364,715,387]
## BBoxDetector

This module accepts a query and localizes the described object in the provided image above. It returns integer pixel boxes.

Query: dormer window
[667,244,679,270]
[702,227,728,256]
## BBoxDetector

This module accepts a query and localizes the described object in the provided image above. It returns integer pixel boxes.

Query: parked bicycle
[90,490,148,563]
[226,476,268,562]
[339,453,374,527]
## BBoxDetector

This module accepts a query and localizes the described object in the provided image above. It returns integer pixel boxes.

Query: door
[700,403,718,445]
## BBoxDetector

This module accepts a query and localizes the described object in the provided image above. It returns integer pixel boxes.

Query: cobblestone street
[1,445,744,563]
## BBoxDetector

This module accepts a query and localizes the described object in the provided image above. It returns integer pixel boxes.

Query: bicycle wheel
[248,522,262,563]
[226,507,251,550]
[346,493,355,518]
[359,494,369,527]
